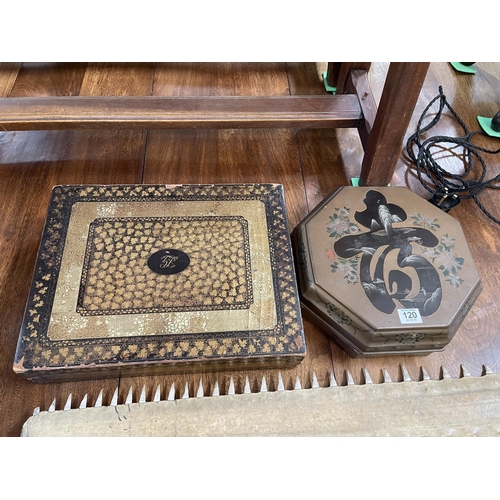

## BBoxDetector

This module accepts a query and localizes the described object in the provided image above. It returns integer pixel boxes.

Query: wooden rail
[0,95,362,131]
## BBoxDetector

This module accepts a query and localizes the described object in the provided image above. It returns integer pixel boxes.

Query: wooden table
[1,62,498,436]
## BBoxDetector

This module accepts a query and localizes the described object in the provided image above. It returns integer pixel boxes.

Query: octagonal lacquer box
[293,186,482,357]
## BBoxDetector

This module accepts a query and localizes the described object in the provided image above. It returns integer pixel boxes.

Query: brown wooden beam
[0,95,362,131]
[325,63,341,89]
[345,69,378,151]
[358,62,430,186]
[327,63,371,94]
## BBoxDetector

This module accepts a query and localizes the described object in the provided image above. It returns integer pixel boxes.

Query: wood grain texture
[359,62,430,186]
[324,62,500,384]
[394,62,500,381]
[130,62,333,404]
[326,62,341,89]
[0,63,152,436]
[0,95,362,131]
[334,62,372,95]
[346,70,377,150]
[9,62,87,97]
[79,62,154,97]
[1,62,499,436]
[285,62,327,95]
[304,62,389,187]
[153,62,290,97]
[288,62,500,385]
[0,63,21,97]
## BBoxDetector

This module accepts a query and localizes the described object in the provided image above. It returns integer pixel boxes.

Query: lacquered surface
[1,62,499,436]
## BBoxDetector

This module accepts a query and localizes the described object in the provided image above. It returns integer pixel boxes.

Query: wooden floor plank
[286,62,328,96]
[1,61,500,435]
[0,63,153,436]
[0,63,22,97]
[390,62,500,380]
[9,62,88,97]
[128,62,333,404]
[291,62,500,384]
[152,62,218,96]
[79,62,154,97]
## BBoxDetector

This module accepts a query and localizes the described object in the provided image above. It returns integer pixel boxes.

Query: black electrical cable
[405,86,500,224]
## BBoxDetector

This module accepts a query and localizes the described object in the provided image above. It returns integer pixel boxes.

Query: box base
[14,354,304,384]
[301,303,443,358]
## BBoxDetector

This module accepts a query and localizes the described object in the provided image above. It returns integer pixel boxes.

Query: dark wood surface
[1,62,499,436]
[344,69,378,151]
[331,62,372,95]
[359,62,430,186]
[0,95,362,130]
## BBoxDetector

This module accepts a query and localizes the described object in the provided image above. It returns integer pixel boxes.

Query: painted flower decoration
[411,214,441,232]
[326,207,360,238]
[330,257,359,284]
[416,233,465,288]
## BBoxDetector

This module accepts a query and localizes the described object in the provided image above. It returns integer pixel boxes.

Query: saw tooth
[346,370,355,385]
[168,383,176,401]
[260,376,268,392]
[228,377,235,395]
[401,364,411,382]
[182,382,189,399]
[79,394,88,409]
[420,367,430,381]
[383,369,392,383]
[329,371,338,387]
[110,387,118,406]
[482,365,493,375]
[95,389,103,407]
[440,367,451,379]
[212,380,220,397]
[64,393,72,411]
[139,385,146,404]
[277,372,285,391]
[197,379,204,398]
[294,376,302,390]
[244,376,251,394]
[460,364,471,377]
[33,406,40,416]
[362,368,373,384]
[125,387,133,405]
[48,398,56,412]
[154,384,161,403]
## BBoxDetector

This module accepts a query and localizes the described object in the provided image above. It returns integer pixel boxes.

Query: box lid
[14,183,305,381]
[295,186,481,353]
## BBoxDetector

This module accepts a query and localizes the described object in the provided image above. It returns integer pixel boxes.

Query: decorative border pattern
[15,184,305,372]
[77,215,253,315]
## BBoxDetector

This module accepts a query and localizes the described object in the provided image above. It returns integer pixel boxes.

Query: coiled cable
[405,86,500,224]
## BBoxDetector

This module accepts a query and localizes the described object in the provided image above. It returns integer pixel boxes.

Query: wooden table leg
[358,62,430,186]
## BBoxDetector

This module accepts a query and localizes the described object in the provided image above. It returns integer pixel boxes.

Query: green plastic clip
[450,62,477,74]
[351,177,391,187]
[322,71,337,94]
[477,116,500,138]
